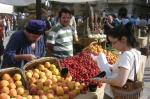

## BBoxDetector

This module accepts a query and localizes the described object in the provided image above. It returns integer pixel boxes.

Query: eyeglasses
[111,40,118,45]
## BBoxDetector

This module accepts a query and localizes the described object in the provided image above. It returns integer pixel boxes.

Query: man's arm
[15,54,36,62]
[74,33,79,42]
[46,30,56,55]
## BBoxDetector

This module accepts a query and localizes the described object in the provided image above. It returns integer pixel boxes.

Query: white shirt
[148,18,150,25]
[113,49,141,81]
[135,18,140,26]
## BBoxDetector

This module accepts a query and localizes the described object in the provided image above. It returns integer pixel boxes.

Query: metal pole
[106,0,109,9]
[36,0,42,19]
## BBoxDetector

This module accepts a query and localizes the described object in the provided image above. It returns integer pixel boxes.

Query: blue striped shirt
[2,30,45,68]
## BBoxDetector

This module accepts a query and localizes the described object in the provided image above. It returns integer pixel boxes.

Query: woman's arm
[102,67,129,87]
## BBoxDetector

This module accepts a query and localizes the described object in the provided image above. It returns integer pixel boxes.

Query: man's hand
[15,54,37,62]
[23,54,37,61]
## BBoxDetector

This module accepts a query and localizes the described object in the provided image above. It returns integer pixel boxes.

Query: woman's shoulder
[122,49,141,58]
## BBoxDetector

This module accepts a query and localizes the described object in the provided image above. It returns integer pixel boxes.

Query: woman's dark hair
[107,22,139,48]
[58,7,72,18]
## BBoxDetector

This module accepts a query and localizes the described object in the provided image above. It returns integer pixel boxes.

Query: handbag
[111,55,144,99]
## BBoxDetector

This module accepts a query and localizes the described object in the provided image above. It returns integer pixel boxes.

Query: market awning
[0,3,13,14]
[0,0,45,6]
[50,0,98,3]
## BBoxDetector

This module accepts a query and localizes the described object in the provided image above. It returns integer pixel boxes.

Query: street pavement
[3,31,14,48]
[141,56,150,99]
[3,31,150,99]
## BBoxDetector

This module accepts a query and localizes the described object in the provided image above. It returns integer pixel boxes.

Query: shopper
[2,20,46,68]
[95,23,141,98]
[46,7,78,58]
[0,16,4,65]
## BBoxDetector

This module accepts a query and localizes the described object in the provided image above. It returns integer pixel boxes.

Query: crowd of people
[103,14,150,38]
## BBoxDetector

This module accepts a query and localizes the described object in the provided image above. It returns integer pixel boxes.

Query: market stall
[0,40,118,99]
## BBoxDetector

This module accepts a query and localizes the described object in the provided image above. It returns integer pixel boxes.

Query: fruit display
[24,58,86,99]
[59,51,101,86]
[103,50,118,65]
[0,55,107,98]
[0,68,30,99]
[85,42,104,55]
[84,42,118,64]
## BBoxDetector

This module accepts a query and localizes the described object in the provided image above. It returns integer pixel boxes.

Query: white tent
[0,3,13,14]
[0,0,45,6]
[0,0,97,6]
[50,0,97,3]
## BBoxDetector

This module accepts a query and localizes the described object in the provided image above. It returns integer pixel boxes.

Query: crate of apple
[59,51,101,86]
[0,67,31,99]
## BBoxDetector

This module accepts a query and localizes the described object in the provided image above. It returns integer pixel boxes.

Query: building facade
[50,0,150,17]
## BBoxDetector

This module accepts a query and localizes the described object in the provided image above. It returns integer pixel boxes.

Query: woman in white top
[97,22,141,98]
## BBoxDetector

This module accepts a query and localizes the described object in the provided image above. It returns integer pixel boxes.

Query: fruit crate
[74,38,97,54]
[78,38,98,47]
[83,41,101,51]
[23,57,61,95]
[23,57,60,71]
[0,67,28,89]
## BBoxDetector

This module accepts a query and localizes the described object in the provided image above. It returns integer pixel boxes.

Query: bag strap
[127,51,138,82]
[133,55,137,81]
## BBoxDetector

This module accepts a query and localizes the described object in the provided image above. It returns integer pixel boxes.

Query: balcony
[104,0,129,4]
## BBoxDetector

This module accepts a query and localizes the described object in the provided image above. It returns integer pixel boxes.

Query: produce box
[23,57,86,98]
[74,38,97,54]
[0,67,30,98]
[0,67,28,89]
[23,57,61,94]
[78,38,98,47]
[83,41,119,65]
[83,41,103,53]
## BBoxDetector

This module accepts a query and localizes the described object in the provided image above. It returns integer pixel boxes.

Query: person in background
[70,10,77,33]
[139,16,148,37]
[103,15,115,47]
[111,14,121,27]
[0,15,4,65]
[94,23,141,98]
[3,16,8,37]
[1,20,46,68]
[46,7,78,58]
[103,15,115,35]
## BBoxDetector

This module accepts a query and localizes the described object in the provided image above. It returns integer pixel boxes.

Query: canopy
[0,3,13,14]
[0,0,45,6]
[50,0,97,3]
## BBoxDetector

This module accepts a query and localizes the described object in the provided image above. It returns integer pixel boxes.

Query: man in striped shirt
[46,7,78,58]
